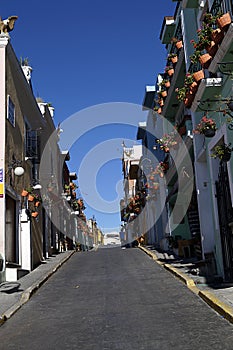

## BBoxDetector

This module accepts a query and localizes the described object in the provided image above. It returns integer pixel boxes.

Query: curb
[139,246,233,323]
[1,250,75,323]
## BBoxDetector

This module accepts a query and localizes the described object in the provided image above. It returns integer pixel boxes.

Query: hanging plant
[157,131,179,152]
[21,189,29,197]
[210,143,232,162]
[165,66,174,76]
[215,12,232,31]
[171,37,183,49]
[155,162,169,178]
[193,115,217,137]
[167,53,178,64]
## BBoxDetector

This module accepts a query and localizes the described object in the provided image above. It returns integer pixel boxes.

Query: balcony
[142,85,156,110]
[160,16,176,44]
[208,24,233,74]
[191,77,223,112]
[161,49,186,121]
[182,0,199,8]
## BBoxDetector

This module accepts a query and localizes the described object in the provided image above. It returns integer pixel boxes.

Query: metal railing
[210,0,233,17]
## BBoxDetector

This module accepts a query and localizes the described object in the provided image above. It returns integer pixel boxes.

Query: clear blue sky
[2,0,176,233]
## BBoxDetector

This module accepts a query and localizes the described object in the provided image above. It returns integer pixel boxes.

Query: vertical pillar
[0,35,9,282]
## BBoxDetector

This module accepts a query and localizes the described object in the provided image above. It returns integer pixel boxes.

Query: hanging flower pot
[189,81,198,94]
[193,70,204,82]
[31,211,39,218]
[206,41,218,57]
[178,125,187,136]
[175,40,183,49]
[203,128,216,137]
[167,68,174,76]
[193,116,217,136]
[159,99,164,107]
[152,182,159,190]
[211,28,224,44]
[171,56,178,64]
[211,143,232,162]
[21,189,28,197]
[222,152,232,162]
[184,93,194,108]
[35,201,41,207]
[216,12,231,31]
[164,81,171,88]
[161,90,167,98]
[28,194,34,202]
[199,53,212,68]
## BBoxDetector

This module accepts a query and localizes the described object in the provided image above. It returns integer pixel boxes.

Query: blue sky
[2,0,176,233]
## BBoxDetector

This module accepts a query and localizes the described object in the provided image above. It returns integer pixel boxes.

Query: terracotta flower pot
[31,212,39,218]
[178,125,187,136]
[175,41,183,49]
[190,81,198,94]
[21,190,28,197]
[161,91,167,98]
[206,41,218,57]
[216,12,231,31]
[211,28,224,44]
[199,53,212,68]
[167,68,174,76]
[171,56,178,64]
[157,107,162,114]
[28,194,34,202]
[159,99,164,107]
[164,81,171,88]
[184,94,194,108]
[193,70,204,82]
[35,201,40,207]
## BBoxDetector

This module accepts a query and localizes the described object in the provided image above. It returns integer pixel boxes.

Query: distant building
[104,233,121,246]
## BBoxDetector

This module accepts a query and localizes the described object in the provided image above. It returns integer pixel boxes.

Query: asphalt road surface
[0,247,233,350]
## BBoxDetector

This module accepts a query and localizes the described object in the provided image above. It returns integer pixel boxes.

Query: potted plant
[160,79,170,88]
[167,53,178,64]
[175,86,187,102]
[155,162,169,178]
[34,194,42,207]
[171,37,183,49]
[193,115,217,137]
[211,143,232,162]
[193,69,205,82]
[190,49,212,68]
[157,131,179,152]
[153,106,162,114]
[21,189,29,197]
[165,66,174,76]
[215,11,232,31]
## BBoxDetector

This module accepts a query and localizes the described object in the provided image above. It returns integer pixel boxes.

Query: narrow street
[0,247,233,350]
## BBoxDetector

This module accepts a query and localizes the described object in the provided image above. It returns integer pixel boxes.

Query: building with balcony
[120,0,233,281]
[138,0,233,281]
[0,19,88,282]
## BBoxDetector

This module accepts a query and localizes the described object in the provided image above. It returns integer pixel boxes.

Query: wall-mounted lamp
[9,160,25,177]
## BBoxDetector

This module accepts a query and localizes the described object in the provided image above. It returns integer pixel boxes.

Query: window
[7,95,15,127]
[25,122,40,161]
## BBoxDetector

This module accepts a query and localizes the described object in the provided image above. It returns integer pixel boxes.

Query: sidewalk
[139,245,233,324]
[0,250,75,325]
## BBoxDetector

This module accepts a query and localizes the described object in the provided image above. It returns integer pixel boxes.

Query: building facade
[121,0,233,281]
